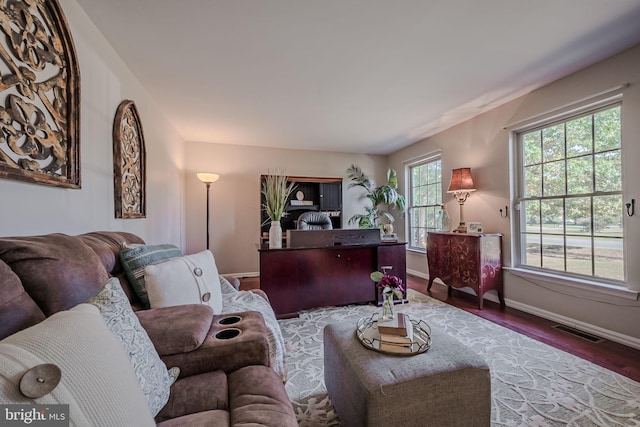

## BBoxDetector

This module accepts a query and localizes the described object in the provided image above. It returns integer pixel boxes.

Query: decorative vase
[437,205,451,232]
[268,221,282,249]
[381,290,395,321]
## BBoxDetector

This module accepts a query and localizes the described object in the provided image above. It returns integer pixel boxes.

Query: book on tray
[379,328,413,344]
[378,312,411,336]
[378,313,413,346]
[379,341,413,353]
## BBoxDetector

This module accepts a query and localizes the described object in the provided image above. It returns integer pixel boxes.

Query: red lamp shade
[447,168,476,193]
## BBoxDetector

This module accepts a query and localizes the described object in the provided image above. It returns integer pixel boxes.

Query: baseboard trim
[407,269,429,280]
[506,298,640,351]
[406,268,640,350]
[227,271,259,278]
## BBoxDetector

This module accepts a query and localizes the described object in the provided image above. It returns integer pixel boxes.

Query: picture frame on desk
[467,222,483,233]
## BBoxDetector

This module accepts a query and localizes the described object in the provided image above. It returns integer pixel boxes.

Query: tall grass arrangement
[262,173,296,222]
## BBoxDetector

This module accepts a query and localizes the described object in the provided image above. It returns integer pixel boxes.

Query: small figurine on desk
[381,223,398,242]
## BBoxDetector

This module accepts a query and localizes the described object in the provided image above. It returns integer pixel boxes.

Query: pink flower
[376,274,404,292]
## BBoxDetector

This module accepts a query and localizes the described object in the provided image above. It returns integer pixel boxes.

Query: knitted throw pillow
[87,277,174,416]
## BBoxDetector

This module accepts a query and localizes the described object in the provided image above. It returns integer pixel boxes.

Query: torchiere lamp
[447,168,476,233]
[197,172,220,249]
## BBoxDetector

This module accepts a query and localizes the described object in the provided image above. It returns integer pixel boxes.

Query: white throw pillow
[145,250,223,314]
[0,304,155,426]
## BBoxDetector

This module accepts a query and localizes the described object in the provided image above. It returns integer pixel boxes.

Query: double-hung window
[407,155,442,252]
[515,102,624,283]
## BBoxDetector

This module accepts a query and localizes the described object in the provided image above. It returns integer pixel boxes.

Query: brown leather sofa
[0,231,297,426]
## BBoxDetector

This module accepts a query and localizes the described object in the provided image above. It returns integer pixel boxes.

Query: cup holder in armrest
[215,328,241,340]
[218,316,242,325]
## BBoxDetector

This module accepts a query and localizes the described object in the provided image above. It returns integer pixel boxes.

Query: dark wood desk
[259,242,406,318]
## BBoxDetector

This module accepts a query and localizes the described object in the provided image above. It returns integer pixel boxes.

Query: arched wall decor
[0,0,81,187]
[113,100,146,219]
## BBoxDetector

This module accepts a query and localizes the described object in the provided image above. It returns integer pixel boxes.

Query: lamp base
[453,222,467,233]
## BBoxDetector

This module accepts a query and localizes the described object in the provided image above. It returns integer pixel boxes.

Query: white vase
[269,221,282,249]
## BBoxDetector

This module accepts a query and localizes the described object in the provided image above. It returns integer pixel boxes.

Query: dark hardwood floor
[407,275,640,382]
[239,274,640,382]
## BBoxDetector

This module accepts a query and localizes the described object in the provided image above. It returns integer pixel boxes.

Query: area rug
[279,289,640,426]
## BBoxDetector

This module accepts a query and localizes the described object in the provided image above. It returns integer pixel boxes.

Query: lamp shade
[447,168,476,193]
[197,172,220,184]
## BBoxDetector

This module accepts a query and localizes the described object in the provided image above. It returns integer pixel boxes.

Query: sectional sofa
[0,231,297,426]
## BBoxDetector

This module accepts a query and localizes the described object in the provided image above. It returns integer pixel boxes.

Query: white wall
[389,44,640,345]
[0,0,185,247]
[184,142,386,274]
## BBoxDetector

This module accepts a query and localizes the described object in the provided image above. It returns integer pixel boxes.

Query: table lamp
[447,168,476,233]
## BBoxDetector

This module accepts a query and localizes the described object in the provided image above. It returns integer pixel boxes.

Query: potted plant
[346,164,406,229]
[261,173,296,249]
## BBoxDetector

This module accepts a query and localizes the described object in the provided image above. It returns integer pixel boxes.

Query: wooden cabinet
[426,232,504,309]
[319,182,342,211]
[260,242,406,318]
[298,247,375,309]
[260,176,342,243]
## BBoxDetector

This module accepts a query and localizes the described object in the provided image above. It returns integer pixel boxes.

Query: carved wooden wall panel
[113,100,146,219]
[0,0,80,187]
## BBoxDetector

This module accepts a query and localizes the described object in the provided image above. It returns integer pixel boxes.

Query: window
[515,103,624,282]
[407,157,442,251]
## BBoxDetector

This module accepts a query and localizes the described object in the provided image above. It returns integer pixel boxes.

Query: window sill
[406,247,426,255]
[504,267,639,301]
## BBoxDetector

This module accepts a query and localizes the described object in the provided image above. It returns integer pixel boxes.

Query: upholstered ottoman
[323,321,491,427]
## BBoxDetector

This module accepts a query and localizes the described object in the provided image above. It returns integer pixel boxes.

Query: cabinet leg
[498,291,506,308]
[427,277,434,291]
[478,295,483,310]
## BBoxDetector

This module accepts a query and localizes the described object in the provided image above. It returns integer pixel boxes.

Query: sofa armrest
[136,304,213,356]
[161,311,271,377]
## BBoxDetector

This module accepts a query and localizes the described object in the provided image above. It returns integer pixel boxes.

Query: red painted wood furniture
[426,231,504,309]
[259,242,406,318]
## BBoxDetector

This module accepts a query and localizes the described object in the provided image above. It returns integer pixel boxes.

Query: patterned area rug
[279,290,640,426]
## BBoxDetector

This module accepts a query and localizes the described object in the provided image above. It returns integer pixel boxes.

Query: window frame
[405,153,442,253]
[512,98,626,287]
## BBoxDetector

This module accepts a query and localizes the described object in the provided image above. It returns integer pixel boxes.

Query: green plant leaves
[370,271,384,282]
[346,164,406,227]
[262,174,296,222]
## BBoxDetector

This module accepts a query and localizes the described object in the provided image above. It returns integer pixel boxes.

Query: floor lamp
[197,173,220,249]
[447,168,476,233]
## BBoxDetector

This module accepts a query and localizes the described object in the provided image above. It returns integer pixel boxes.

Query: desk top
[259,241,407,252]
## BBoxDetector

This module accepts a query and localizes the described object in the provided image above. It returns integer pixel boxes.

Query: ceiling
[75,0,640,155]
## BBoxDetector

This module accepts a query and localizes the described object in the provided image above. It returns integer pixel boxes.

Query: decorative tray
[356,313,432,356]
